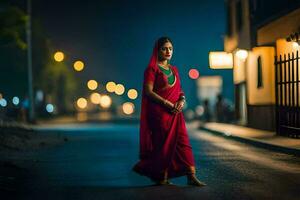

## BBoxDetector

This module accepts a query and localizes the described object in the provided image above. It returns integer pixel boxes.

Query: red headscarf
[138,41,159,159]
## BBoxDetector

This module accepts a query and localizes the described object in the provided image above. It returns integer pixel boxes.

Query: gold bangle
[163,99,167,105]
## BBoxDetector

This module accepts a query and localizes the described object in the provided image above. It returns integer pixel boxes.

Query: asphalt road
[1,122,300,200]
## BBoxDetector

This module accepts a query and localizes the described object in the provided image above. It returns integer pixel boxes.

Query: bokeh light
[235,49,248,60]
[100,95,112,108]
[90,93,101,104]
[54,51,64,62]
[12,96,20,105]
[127,89,138,100]
[115,84,125,95]
[189,68,199,79]
[77,98,88,109]
[106,81,116,93]
[73,61,85,71]
[46,104,54,113]
[0,98,7,107]
[122,102,135,115]
[292,42,299,49]
[87,80,98,90]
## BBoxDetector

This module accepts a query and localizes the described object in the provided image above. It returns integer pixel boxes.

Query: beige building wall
[246,47,275,105]
[233,55,247,84]
[257,8,300,46]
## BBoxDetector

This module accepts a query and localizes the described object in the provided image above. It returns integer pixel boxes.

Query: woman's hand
[171,100,185,114]
[164,99,175,110]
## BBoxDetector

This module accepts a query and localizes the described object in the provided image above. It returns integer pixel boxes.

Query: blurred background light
[54,51,64,62]
[46,104,54,113]
[209,52,233,69]
[115,84,125,95]
[100,95,112,108]
[74,60,85,71]
[106,81,116,93]
[12,96,20,105]
[0,98,7,107]
[127,89,138,100]
[122,102,135,115]
[189,68,200,79]
[87,80,98,90]
[90,92,101,104]
[236,49,248,60]
[77,97,88,109]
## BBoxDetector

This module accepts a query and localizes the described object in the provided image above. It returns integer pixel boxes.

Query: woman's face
[158,42,173,61]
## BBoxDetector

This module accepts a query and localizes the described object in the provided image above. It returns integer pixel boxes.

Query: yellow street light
[76,97,87,109]
[106,81,116,93]
[100,95,112,108]
[90,92,101,104]
[236,49,248,61]
[127,89,138,99]
[73,61,85,71]
[122,102,135,115]
[87,80,98,90]
[115,84,125,95]
[54,51,64,62]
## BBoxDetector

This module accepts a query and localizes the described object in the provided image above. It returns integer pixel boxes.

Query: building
[210,0,300,136]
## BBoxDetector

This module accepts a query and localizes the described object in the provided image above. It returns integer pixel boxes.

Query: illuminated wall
[246,47,275,105]
[233,54,246,84]
[276,39,300,107]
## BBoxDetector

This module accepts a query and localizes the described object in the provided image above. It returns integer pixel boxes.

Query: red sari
[132,42,196,181]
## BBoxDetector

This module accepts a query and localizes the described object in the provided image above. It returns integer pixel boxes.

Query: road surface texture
[1,122,299,200]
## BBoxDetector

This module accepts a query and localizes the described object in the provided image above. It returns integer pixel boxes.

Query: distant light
[195,105,204,116]
[292,42,299,49]
[77,98,88,109]
[36,90,44,102]
[100,95,112,108]
[0,98,7,107]
[115,84,125,95]
[127,89,138,100]
[90,92,101,104]
[12,96,20,105]
[54,51,64,62]
[73,61,85,71]
[209,52,233,69]
[46,104,54,113]
[236,49,248,60]
[189,69,199,79]
[0,93,3,99]
[106,81,116,93]
[87,80,98,90]
[122,102,135,115]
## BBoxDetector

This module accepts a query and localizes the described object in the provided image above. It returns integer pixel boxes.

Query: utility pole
[26,0,35,123]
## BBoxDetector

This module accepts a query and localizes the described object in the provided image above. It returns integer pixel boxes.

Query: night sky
[33,0,233,108]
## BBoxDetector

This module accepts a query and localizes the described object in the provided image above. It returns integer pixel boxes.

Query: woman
[132,37,206,187]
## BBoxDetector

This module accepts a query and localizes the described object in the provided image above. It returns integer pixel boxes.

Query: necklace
[158,65,172,75]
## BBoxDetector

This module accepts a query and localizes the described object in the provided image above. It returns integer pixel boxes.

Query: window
[257,56,263,88]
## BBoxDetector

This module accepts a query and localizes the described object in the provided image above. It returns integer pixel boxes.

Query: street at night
[1,121,299,200]
[1,1,300,199]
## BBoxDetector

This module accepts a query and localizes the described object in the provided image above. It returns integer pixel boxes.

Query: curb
[199,126,300,157]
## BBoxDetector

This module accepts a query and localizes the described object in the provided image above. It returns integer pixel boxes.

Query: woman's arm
[144,83,175,110]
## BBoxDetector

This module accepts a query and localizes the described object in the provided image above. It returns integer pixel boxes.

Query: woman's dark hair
[156,37,173,50]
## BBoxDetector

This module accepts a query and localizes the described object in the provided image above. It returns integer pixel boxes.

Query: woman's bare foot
[187,174,206,187]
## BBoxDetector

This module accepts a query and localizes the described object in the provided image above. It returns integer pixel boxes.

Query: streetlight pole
[26,0,35,122]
